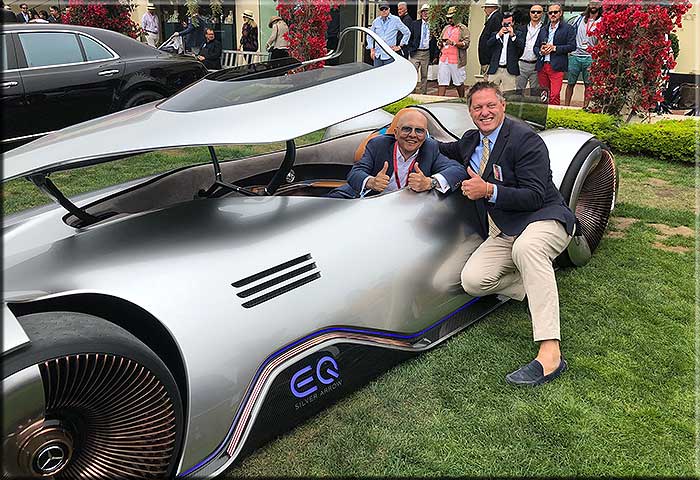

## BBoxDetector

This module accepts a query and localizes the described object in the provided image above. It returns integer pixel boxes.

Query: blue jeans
[373,57,393,67]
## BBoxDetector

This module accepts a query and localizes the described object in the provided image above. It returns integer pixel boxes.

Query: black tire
[122,89,164,109]
[556,138,617,267]
[4,311,184,479]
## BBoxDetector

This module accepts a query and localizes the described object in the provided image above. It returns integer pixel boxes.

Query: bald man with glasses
[328,110,466,199]
[534,3,576,105]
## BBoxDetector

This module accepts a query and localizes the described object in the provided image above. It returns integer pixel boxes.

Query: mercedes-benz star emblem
[35,444,67,473]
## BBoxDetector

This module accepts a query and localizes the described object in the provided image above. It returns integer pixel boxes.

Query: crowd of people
[166,8,289,68]
[3,1,601,102]
[369,0,602,106]
[2,2,63,23]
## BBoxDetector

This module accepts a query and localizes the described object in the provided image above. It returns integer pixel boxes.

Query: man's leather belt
[519,59,537,64]
[499,65,507,68]
[417,48,429,51]
[145,30,158,34]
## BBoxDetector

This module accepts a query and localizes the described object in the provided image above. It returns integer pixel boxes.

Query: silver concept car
[2,27,618,479]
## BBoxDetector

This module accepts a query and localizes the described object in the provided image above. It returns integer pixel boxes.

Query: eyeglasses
[379,6,389,11]
[530,10,543,14]
[548,10,561,15]
[400,126,427,136]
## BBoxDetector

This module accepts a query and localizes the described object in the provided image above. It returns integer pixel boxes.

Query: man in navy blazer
[408,4,438,94]
[438,81,575,386]
[328,110,466,199]
[534,3,576,105]
[485,12,525,93]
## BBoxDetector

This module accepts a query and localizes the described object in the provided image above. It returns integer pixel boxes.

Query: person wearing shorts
[438,6,470,97]
[564,1,602,108]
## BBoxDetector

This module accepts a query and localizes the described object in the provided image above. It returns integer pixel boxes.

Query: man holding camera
[534,3,576,105]
[485,11,524,93]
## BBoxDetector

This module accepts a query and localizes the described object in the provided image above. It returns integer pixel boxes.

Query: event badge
[493,164,503,182]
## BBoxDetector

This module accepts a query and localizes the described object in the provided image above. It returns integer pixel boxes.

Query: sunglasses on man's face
[400,126,427,136]
[530,10,543,14]
[379,6,389,11]
[548,10,561,15]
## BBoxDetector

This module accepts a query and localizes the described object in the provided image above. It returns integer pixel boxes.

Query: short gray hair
[398,1,407,7]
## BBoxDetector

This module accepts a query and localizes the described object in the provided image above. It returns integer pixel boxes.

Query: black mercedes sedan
[2,24,208,150]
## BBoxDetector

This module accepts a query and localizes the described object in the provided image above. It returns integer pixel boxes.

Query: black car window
[79,35,114,61]
[18,32,84,68]
[1,35,10,71]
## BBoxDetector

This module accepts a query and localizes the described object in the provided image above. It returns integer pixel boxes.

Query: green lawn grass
[221,154,695,477]
[2,140,695,476]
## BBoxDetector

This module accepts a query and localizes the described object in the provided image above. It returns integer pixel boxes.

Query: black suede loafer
[505,357,567,387]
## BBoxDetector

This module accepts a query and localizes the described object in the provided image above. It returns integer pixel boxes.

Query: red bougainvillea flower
[588,0,691,116]
[277,0,345,70]
[64,0,139,39]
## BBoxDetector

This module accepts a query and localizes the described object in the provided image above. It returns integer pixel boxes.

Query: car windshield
[160,62,374,113]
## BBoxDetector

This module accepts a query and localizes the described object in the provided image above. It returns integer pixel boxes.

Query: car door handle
[97,69,120,76]
[1,81,19,88]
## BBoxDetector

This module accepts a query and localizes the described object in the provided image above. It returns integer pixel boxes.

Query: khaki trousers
[460,220,572,342]
[410,49,430,94]
[145,32,159,47]
[490,67,518,92]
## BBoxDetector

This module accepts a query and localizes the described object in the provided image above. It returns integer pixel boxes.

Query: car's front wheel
[123,90,165,109]
[2,312,183,479]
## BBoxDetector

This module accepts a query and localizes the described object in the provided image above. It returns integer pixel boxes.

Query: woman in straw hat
[265,15,290,60]
[240,10,259,64]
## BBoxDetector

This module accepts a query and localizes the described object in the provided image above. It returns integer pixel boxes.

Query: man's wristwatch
[430,176,439,190]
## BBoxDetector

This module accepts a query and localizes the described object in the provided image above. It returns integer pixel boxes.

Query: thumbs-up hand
[367,161,390,192]
[461,166,489,200]
[408,163,432,192]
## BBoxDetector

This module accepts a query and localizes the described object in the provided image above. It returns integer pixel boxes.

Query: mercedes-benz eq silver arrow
[2,27,617,478]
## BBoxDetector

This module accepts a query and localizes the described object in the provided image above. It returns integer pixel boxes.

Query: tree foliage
[588,0,691,118]
[428,2,470,40]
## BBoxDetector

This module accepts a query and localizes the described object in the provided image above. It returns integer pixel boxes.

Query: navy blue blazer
[486,30,525,76]
[478,10,504,66]
[329,135,467,199]
[408,19,438,61]
[534,21,576,72]
[438,118,575,238]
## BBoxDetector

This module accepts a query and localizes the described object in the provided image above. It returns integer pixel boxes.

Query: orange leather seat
[353,108,412,162]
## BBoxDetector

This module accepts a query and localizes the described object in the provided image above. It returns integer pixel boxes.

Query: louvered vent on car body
[232,253,321,308]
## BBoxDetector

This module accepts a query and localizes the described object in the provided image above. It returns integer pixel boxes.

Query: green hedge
[385,98,697,163]
[612,120,697,162]
[547,109,697,163]
[546,108,619,143]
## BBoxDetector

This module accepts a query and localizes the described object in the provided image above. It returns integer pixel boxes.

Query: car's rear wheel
[557,139,618,267]
[2,312,183,479]
[123,90,165,109]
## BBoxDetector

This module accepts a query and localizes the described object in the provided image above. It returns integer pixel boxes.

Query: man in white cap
[478,0,503,79]
[437,6,470,97]
[142,3,160,47]
[408,4,436,94]
[367,1,411,67]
